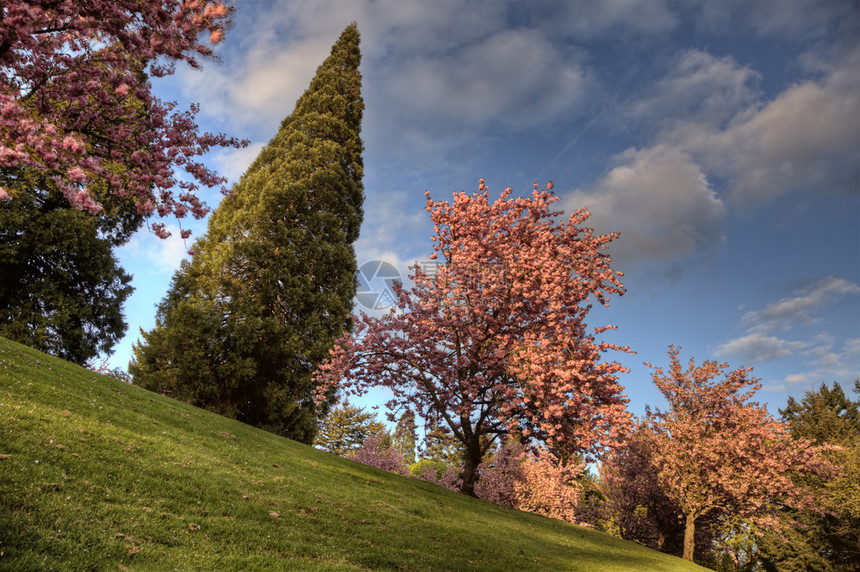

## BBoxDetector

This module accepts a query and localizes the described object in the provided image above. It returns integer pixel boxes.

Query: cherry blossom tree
[347,434,411,477]
[644,346,837,562]
[472,438,524,506]
[598,423,684,551]
[315,180,631,496]
[0,0,246,237]
[596,421,721,561]
[512,446,584,523]
[475,438,584,522]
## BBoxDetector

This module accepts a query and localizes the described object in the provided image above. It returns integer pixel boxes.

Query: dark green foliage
[130,24,364,443]
[313,400,386,456]
[752,382,860,572]
[0,169,135,364]
[780,381,860,447]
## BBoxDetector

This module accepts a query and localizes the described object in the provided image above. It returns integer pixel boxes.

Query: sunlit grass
[0,336,703,571]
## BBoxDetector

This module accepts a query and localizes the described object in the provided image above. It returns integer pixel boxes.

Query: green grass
[0,336,703,571]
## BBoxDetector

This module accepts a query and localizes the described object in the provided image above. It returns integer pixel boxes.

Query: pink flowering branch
[0,0,247,237]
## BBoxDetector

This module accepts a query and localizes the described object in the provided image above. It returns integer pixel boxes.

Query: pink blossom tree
[315,179,631,496]
[473,438,524,507]
[463,438,585,523]
[511,446,584,523]
[597,422,721,559]
[0,0,246,237]
[347,434,411,477]
[645,346,837,562]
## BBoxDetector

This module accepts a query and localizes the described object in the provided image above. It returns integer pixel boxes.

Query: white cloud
[380,27,588,131]
[166,1,597,178]
[725,81,859,203]
[172,35,333,131]
[770,337,860,390]
[561,45,856,270]
[718,279,860,389]
[612,44,859,220]
[742,276,860,333]
[281,0,507,59]
[118,224,191,276]
[283,0,678,50]
[628,50,760,128]
[663,46,860,205]
[170,0,539,133]
[563,145,727,267]
[211,142,266,187]
[714,333,805,363]
[357,184,430,252]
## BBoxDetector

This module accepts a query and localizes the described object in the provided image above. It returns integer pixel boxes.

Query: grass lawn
[0,336,704,571]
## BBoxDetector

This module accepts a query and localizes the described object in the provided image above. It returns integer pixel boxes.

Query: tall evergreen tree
[130,24,364,443]
[781,381,860,447]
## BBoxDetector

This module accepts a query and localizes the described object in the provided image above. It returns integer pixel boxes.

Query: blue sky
[111,0,859,419]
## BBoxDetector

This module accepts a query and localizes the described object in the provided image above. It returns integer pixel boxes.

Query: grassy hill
[0,336,703,571]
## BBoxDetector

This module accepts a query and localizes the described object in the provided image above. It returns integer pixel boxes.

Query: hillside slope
[0,336,703,571]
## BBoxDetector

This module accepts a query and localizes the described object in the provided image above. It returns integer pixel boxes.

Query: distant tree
[131,24,364,443]
[598,422,686,554]
[434,436,586,523]
[508,446,584,523]
[752,381,860,571]
[347,434,410,476]
[471,439,524,506]
[420,421,466,469]
[314,401,386,457]
[412,460,461,491]
[644,346,836,562]
[392,410,417,464]
[0,0,246,234]
[781,381,860,446]
[0,170,133,364]
[316,179,631,495]
[596,421,723,563]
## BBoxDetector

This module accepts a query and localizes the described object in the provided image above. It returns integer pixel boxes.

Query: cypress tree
[130,24,364,442]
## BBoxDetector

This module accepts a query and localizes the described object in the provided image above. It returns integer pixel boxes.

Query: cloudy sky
[113,0,859,418]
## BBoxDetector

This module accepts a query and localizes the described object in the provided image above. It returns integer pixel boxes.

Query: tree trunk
[656,530,667,552]
[459,439,483,497]
[682,512,696,561]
